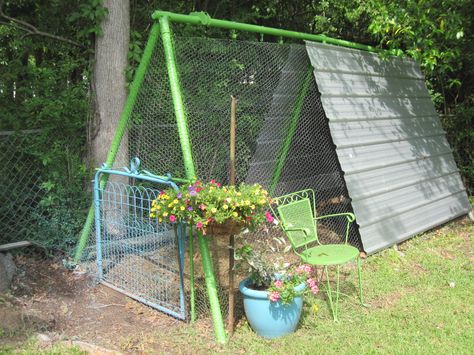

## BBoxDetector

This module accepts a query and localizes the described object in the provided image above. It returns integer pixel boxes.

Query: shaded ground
[0,255,188,353]
[0,215,473,354]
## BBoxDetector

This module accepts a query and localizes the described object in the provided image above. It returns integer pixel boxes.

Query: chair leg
[357,256,369,308]
[324,265,340,322]
[335,265,340,321]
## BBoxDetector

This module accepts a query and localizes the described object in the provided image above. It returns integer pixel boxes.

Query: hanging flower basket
[205,220,244,236]
[150,180,272,235]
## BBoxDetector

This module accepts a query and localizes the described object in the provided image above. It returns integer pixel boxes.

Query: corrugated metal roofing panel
[314,71,429,97]
[329,116,444,148]
[305,41,471,254]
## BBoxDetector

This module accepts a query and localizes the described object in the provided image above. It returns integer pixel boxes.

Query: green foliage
[125,30,144,85]
[69,0,109,41]
[365,0,472,113]
[235,244,278,287]
[0,1,100,250]
[441,105,474,193]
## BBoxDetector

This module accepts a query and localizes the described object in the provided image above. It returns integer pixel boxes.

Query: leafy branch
[0,4,85,48]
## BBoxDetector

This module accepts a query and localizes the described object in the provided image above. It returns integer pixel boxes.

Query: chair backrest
[271,189,318,249]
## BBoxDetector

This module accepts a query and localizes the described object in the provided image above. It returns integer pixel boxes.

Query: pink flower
[196,222,203,229]
[297,264,312,275]
[199,204,206,210]
[307,278,316,287]
[169,215,176,222]
[274,280,283,288]
[311,285,319,295]
[269,291,280,302]
[210,179,216,184]
[265,211,274,223]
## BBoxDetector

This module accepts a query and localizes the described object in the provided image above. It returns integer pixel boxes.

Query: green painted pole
[197,230,227,343]
[152,11,380,53]
[189,227,196,322]
[159,16,196,179]
[158,16,225,342]
[269,67,313,195]
[72,23,161,265]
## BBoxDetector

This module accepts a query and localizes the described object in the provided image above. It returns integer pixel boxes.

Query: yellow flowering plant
[150,180,273,234]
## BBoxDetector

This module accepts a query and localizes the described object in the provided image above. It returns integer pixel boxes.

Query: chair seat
[300,244,359,266]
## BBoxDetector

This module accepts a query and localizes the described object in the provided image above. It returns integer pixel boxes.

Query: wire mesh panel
[93,168,186,319]
[81,33,363,326]
[0,130,47,244]
[124,35,360,248]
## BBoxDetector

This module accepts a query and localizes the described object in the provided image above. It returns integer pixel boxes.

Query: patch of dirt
[370,288,415,309]
[0,255,187,353]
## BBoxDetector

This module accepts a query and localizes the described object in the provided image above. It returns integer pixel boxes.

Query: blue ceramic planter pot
[239,278,305,339]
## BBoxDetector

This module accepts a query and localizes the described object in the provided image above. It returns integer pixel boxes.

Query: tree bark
[91,0,129,169]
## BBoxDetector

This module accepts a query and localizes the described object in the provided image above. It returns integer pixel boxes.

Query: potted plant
[236,245,319,339]
[150,180,271,235]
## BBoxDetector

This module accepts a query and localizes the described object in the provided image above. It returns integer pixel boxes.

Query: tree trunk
[91,0,129,169]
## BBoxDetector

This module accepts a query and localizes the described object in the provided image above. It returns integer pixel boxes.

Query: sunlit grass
[2,218,472,354]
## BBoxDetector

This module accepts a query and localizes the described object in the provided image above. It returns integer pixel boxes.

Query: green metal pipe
[197,231,227,343]
[159,16,225,341]
[270,67,313,195]
[159,16,196,179]
[152,11,380,53]
[72,23,161,265]
[189,227,196,323]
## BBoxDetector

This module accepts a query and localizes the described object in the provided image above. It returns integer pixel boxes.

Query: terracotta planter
[205,220,243,236]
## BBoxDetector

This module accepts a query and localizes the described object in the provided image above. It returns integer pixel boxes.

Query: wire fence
[2,33,364,330]
[0,130,47,245]
[81,34,363,327]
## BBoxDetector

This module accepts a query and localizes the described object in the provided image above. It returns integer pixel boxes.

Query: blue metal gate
[93,159,186,319]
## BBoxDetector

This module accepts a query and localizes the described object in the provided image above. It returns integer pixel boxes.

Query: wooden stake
[228,95,237,334]
[229,96,237,185]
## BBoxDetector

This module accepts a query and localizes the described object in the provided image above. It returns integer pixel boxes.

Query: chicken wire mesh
[0,130,47,244]
[81,34,362,326]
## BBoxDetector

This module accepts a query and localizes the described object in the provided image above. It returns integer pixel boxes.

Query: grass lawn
[1,216,473,354]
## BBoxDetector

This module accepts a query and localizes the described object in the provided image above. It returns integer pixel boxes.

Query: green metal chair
[270,189,364,321]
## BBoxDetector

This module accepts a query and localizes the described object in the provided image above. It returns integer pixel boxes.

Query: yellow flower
[237,192,242,196]
[311,303,319,314]
[150,213,155,218]
[156,205,161,210]
[226,198,232,203]
[168,203,173,208]
[250,205,255,210]
[163,212,168,217]
[173,199,179,204]
[180,206,185,211]
[159,218,163,222]
[222,204,228,210]
[244,200,250,206]
[211,207,217,214]
[232,212,238,217]
[259,199,266,204]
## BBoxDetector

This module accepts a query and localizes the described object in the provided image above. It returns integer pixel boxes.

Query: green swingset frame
[73,11,380,343]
